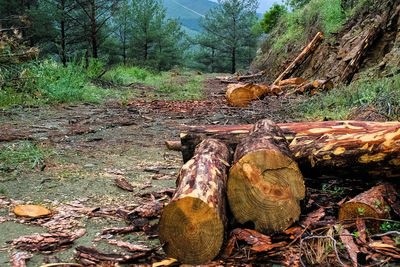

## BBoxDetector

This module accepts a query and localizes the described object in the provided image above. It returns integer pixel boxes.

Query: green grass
[0,60,116,109]
[0,141,53,171]
[103,66,151,85]
[104,65,206,100]
[295,74,400,120]
[273,0,346,52]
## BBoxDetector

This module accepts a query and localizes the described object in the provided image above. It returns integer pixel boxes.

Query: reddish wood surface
[159,139,230,264]
[180,121,400,177]
[339,184,396,228]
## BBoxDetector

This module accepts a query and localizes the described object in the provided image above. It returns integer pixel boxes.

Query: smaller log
[228,119,305,233]
[273,32,324,85]
[312,79,334,90]
[294,82,314,94]
[338,184,395,228]
[278,77,307,86]
[237,70,266,81]
[158,139,230,264]
[226,83,269,107]
[164,140,182,151]
[269,84,283,96]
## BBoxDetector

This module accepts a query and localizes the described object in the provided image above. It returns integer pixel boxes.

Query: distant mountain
[163,0,217,33]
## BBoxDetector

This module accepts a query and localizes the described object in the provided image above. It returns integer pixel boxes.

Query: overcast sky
[209,0,284,13]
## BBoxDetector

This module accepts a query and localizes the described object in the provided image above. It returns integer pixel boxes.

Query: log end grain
[228,149,305,233]
[226,83,268,107]
[158,196,224,265]
[338,184,393,223]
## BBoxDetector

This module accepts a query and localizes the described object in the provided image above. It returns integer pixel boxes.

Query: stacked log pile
[159,119,400,264]
[225,32,330,107]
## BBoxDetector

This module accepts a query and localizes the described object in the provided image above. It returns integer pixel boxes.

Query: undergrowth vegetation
[104,65,206,100]
[0,61,207,109]
[258,0,375,57]
[0,60,112,108]
[0,141,53,171]
[296,72,400,120]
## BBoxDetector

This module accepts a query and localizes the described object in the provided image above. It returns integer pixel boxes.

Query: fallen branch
[273,32,324,85]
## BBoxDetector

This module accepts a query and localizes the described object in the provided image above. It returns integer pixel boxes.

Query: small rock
[84,163,95,168]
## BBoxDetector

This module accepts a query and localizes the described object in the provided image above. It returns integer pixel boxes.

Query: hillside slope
[252,0,400,85]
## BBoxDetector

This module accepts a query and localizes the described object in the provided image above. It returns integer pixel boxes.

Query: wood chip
[115,178,134,192]
[14,205,51,218]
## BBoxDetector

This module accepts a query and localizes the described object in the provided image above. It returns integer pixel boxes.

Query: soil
[0,76,301,266]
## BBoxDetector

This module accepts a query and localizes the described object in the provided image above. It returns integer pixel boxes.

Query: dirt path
[0,77,279,266]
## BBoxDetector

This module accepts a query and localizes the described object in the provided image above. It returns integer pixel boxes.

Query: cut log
[273,32,324,85]
[226,83,269,107]
[228,119,305,233]
[338,184,396,228]
[294,82,314,94]
[278,77,307,86]
[312,79,334,90]
[180,121,400,178]
[158,139,230,265]
[164,140,181,151]
[269,84,283,96]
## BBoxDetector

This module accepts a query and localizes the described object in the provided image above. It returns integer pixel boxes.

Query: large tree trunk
[228,120,305,233]
[158,139,230,265]
[180,121,400,178]
[90,0,98,58]
[60,0,67,67]
[273,32,324,85]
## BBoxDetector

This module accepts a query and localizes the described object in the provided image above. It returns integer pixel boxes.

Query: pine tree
[198,0,260,73]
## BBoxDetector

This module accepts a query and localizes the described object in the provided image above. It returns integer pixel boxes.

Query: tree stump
[158,139,230,264]
[338,184,396,228]
[228,119,305,233]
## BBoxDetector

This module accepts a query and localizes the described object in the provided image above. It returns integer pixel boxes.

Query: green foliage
[322,184,345,196]
[128,0,186,70]
[0,60,114,108]
[357,208,365,216]
[0,141,52,170]
[87,58,105,78]
[103,66,151,84]
[275,0,345,52]
[295,74,400,120]
[260,4,287,33]
[155,75,204,100]
[30,61,108,104]
[196,0,260,73]
[380,221,400,232]
[284,0,311,9]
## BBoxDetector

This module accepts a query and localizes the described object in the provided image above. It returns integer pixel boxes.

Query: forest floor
[0,74,398,266]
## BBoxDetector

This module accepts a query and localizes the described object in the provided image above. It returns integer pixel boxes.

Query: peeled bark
[226,83,269,107]
[273,32,324,85]
[339,184,396,228]
[180,121,400,178]
[228,120,305,233]
[158,139,230,265]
